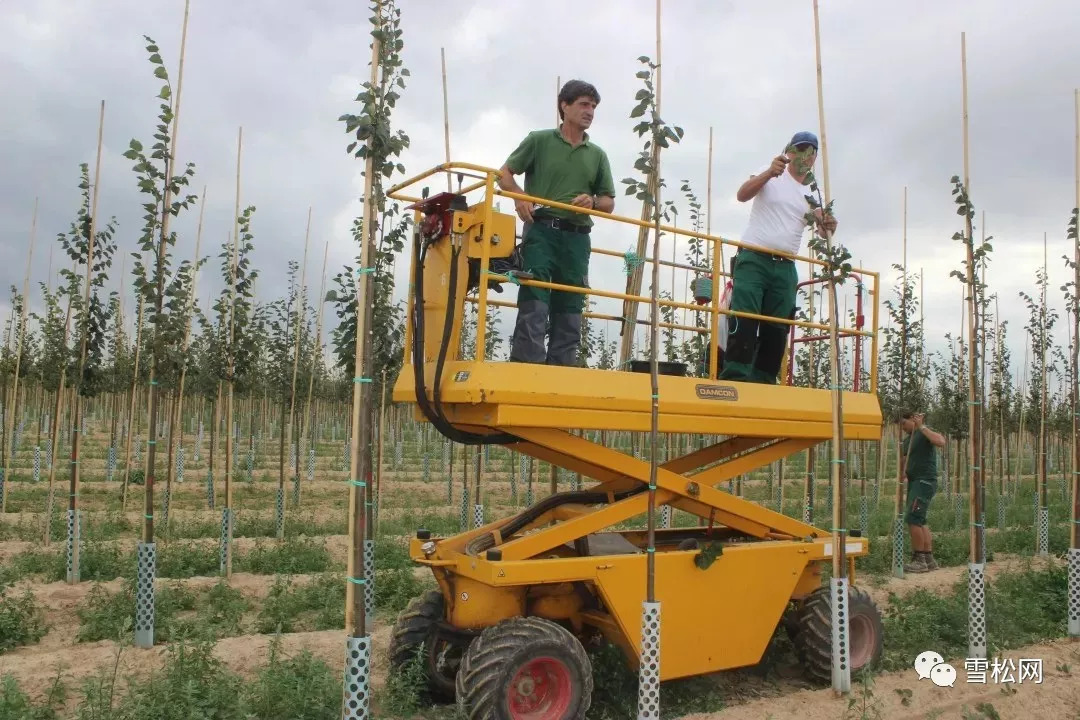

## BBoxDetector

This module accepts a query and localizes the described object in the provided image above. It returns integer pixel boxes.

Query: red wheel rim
[507,655,573,720]
[849,614,876,668]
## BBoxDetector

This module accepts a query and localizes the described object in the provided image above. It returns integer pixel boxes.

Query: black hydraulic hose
[411,224,517,446]
[465,486,646,556]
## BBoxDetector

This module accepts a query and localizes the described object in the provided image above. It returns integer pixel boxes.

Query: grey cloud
[1,0,1078,384]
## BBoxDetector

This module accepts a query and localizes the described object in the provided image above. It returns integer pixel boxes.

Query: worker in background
[899,410,946,573]
[718,131,837,384]
[498,79,617,366]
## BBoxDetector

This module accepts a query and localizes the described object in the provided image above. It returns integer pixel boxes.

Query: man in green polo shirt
[498,79,616,366]
[900,410,947,573]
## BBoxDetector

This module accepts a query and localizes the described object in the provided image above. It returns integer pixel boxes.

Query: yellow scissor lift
[387,163,885,720]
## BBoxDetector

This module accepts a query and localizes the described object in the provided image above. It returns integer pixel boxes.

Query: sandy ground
[681,638,1080,720]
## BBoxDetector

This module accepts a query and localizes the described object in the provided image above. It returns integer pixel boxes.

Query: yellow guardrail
[388,162,880,393]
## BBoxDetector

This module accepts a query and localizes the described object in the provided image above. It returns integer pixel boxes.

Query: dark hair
[899,410,918,421]
[558,80,600,120]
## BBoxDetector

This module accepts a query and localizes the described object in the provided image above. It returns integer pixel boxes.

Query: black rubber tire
[387,590,458,702]
[455,616,593,720]
[794,585,884,683]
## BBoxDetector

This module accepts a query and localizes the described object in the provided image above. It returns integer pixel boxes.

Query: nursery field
[2,411,1079,720]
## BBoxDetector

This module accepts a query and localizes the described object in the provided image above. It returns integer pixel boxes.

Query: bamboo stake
[144,1,190,559]
[1,197,36,513]
[961,31,987,660]
[441,48,452,192]
[66,100,105,583]
[812,0,851,693]
[643,0,662,617]
[1071,87,1079,565]
[223,128,243,578]
[282,207,312,529]
[345,0,382,638]
[46,267,84,539]
[1038,231,1048,554]
[298,240,329,503]
[376,368,386,535]
[165,185,205,532]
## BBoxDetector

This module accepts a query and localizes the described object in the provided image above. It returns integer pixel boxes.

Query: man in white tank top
[717,131,837,384]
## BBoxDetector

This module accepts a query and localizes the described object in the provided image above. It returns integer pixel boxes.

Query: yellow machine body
[390,163,883,683]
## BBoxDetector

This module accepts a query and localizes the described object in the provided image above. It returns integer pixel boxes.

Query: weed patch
[0,582,47,653]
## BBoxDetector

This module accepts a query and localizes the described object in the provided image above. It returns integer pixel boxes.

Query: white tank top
[740,166,812,255]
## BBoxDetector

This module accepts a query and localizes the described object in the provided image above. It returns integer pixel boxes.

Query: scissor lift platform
[385,163,885,718]
[398,359,882,439]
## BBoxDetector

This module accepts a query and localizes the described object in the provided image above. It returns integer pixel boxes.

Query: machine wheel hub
[507,656,572,719]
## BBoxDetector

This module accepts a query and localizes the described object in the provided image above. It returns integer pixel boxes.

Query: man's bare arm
[920,426,947,448]
[594,195,615,213]
[737,154,789,202]
[737,172,772,203]
[498,164,523,193]
[499,164,533,223]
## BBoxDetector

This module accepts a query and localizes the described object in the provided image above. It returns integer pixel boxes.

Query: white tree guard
[364,538,375,620]
[66,509,81,583]
[859,496,869,535]
[206,470,215,510]
[219,508,233,575]
[342,635,371,719]
[275,486,285,539]
[636,601,661,720]
[892,514,905,579]
[473,503,484,529]
[33,446,40,483]
[968,562,987,658]
[1038,507,1049,556]
[307,446,315,482]
[660,504,671,529]
[1068,548,1080,637]
[177,447,185,484]
[135,541,156,648]
[162,487,171,527]
[460,486,469,532]
[997,497,1006,529]
[831,577,852,692]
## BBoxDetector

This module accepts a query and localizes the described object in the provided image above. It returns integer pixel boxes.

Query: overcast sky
[1,0,1078,390]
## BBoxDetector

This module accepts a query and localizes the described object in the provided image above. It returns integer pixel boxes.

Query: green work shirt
[504,128,616,227]
[901,429,938,482]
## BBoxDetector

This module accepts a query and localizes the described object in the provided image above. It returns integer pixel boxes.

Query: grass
[76,579,250,644]
[0,581,48,654]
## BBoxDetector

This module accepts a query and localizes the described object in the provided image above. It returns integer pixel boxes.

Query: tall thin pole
[1,198,37,513]
[345,0,382,639]
[441,48,452,191]
[223,128,242,577]
[813,0,850,694]
[961,30,987,660]
[283,207,312,532]
[1069,89,1080,638]
[67,100,105,583]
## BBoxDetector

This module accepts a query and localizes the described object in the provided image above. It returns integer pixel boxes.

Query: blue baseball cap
[789,131,819,150]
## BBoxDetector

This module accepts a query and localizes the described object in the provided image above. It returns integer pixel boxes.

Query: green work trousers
[717,249,797,384]
[509,219,591,365]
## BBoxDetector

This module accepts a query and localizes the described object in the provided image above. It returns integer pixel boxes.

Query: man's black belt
[532,214,591,234]
[741,247,793,263]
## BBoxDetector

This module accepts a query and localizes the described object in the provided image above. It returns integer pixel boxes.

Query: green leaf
[154,66,168,79]
[158,86,171,99]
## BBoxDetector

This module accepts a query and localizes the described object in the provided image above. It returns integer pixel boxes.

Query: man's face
[562,96,597,129]
[900,418,915,433]
[787,142,817,175]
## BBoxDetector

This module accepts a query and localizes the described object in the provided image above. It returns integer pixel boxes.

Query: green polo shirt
[504,128,616,227]
[901,430,938,483]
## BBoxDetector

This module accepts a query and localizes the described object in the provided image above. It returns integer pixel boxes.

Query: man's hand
[570,194,595,209]
[813,207,838,235]
[913,413,925,429]
[768,154,789,178]
[514,199,535,223]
